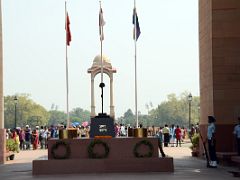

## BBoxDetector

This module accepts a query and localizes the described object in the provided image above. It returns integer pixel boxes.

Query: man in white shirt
[233,117,240,155]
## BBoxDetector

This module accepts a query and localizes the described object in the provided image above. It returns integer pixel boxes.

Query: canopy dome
[92,55,111,67]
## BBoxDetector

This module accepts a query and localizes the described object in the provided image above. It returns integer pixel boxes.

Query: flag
[132,8,141,41]
[66,12,71,46]
[99,7,105,41]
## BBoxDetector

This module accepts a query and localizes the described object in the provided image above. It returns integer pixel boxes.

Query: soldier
[207,116,217,168]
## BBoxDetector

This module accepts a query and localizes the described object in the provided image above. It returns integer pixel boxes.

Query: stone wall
[199,0,240,152]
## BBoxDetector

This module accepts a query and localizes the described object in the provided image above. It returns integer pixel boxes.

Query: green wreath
[51,141,71,159]
[87,139,110,159]
[133,140,154,158]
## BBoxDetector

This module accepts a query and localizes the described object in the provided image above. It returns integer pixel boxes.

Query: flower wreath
[51,141,71,159]
[133,140,154,158]
[87,139,110,159]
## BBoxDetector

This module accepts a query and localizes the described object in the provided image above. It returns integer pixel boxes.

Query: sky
[2,0,199,118]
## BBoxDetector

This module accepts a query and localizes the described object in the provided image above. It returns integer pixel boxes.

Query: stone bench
[231,156,240,166]
[229,156,240,177]
[216,152,238,165]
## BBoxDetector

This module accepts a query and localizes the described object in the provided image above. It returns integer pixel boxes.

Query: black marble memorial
[90,113,115,138]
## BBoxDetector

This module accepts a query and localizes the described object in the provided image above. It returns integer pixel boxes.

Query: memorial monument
[88,55,116,138]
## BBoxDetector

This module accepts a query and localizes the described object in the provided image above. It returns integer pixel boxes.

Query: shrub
[6,139,19,152]
[190,133,199,150]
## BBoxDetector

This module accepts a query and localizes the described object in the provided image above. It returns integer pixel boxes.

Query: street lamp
[188,93,192,130]
[14,96,18,128]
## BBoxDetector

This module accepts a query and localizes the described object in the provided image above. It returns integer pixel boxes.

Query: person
[181,126,186,141]
[152,125,156,136]
[175,125,182,147]
[32,129,39,150]
[80,126,86,138]
[162,124,170,147]
[19,128,25,150]
[169,124,176,147]
[233,117,240,155]
[155,127,166,157]
[6,129,9,139]
[39,126,45,149]
[207,115,217,168]
[114,123,120,137]
[50,125,55,138]
[24,125,31,150]
[120,124,126,136]
[12,129,20,153]
[190,124,196,138]
[43,126,49,149]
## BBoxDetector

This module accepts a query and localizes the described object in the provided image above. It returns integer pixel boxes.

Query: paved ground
[0,142,240,180]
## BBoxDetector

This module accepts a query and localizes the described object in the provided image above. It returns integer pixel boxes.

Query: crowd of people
[6,124,91,151]
[5,116,240,169]
[152,124,190,148]
[6,122,200,153]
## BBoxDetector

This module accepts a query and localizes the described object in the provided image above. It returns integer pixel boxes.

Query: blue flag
[132,8,141,40]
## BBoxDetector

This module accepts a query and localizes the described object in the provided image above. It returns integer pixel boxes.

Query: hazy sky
[2,0,199,118]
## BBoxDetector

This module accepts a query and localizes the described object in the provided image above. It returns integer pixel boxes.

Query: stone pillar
[90,74,96,117]
[0,0,5,164]
[0,129,5,164]
[110,74,115,119]
[199,0,240,152]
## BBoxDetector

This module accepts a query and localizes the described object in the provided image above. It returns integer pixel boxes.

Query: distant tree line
[4,94,90,129]
[117,92,200,128]
[4,91,199,129]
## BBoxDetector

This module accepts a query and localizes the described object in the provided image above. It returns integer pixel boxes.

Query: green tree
[146,92,200,128]
[4,94,49,128]
[70,107,91,123]
[122,109,135,127]
[48,110,67,126]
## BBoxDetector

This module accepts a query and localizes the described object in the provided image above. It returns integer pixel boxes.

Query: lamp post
[198,106,200,123]
[188,93,192,130]
[14,96,18,128]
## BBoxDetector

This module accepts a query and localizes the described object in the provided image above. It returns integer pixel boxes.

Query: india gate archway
[87,55,116,119]
[199,0,240,152]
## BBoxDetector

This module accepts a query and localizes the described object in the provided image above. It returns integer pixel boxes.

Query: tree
[4,94,49,128]
[70,107,91,123]
[149,92,200,127]
[48,110,67,126]
[122,109,135,127]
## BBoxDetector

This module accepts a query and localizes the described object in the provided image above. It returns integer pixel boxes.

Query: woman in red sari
[175,125,182,147]
[32,129,39,150]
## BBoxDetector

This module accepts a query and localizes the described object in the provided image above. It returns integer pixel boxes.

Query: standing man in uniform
[233,117,240,155]
[207,116,217,168]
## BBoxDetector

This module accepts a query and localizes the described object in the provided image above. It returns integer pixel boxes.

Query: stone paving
[0,142,239,180]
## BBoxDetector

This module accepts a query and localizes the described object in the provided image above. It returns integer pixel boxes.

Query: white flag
[99,7,105,41]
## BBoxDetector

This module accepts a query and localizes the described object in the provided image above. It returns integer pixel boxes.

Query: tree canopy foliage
[117,92,200,128]
[4,94,91,129]
[4,94,49,128]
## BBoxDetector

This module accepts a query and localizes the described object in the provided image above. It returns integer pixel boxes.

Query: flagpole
[65,1,70,128]
[100,1,103,84]
[134,0,138,128]
[99,1,105,114]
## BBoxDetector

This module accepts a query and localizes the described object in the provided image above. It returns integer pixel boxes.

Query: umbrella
[72,122,80,127]
[82,121,89,127]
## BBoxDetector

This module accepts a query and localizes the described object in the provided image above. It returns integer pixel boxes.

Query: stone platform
[33,137,174,175]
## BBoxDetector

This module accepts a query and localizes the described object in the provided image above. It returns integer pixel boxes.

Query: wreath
[87,139,110,159]
[133,140,154,158]
[51,141,71,159]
